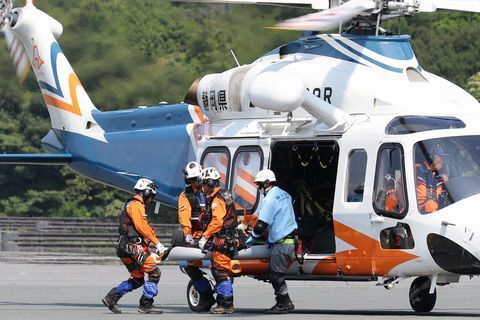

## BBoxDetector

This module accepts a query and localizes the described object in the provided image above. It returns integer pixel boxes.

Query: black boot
[138,295,163,314]
[265,294,294,314]
[211,295,234,314]
[196,290,216,312]
[102,288,122,314]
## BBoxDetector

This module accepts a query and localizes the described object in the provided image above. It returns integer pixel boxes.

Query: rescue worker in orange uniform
[416,146,449,213]
[102,178,167,314]
[178,161,215,312]
[197,167,238,314]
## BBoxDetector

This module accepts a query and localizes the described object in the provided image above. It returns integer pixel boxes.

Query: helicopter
[2,0,480,313]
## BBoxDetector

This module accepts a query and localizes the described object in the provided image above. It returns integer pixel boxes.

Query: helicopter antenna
[230,49,240,67]
[375,12,381,36]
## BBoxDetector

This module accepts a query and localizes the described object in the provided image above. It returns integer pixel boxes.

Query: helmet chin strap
[260,182,272,196]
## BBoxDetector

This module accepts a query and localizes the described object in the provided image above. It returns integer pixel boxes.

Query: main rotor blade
[274,0,375,31]
[172,0,330,10]
[426,0,480,13]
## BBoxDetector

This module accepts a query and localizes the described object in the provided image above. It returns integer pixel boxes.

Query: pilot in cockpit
[415,146,449,213]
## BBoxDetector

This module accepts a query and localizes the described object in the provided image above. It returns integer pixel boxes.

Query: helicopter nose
[427,233,480,274]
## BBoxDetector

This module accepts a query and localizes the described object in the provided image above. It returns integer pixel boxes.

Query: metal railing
[0,216,179,263]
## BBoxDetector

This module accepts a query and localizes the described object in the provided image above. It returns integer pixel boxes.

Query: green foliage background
[0,1,479,222]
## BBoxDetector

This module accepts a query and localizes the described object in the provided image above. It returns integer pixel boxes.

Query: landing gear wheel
[409,276,436,312]
[186,280,201,312]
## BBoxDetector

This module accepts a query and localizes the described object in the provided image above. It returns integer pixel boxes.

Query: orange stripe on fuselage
[321,220,418,277]
[234,184,256,206]
[219,154,228,167]
[194,105,206,123]
[237,167,255,185]
[235,259,270,276]
[43,73,82,116]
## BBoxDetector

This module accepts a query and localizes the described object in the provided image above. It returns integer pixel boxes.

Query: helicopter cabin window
[200,147,231,189]
[373,144,408,219]
[414,136,480,214]
[385,116,465,135]
[270,141,338,254]
[230,147,263,215]
[345,149,367,202]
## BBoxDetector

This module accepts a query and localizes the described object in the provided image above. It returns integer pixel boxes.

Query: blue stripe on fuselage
[38,43,64,97]
[327,35,404,73]
[43,103,196,206]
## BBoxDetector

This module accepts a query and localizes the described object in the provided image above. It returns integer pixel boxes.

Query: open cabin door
[270,140,338,254]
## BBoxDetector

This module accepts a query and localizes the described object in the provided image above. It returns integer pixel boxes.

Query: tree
[0,1,479,220]
[467,72,480,101]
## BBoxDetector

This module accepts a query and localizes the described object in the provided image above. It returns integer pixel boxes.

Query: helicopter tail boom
[6,4,104,141]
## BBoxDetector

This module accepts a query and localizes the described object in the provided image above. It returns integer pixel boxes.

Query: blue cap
[428,146,448,157]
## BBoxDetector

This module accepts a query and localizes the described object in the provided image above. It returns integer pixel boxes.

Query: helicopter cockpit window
[200,147,231,189]
[231,147,263,215]
[385,116,465,135]
[373,144,408,219]
[414,136,480,214]
[345,149,367,202]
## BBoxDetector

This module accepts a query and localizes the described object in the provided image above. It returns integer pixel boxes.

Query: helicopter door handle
[369,213,384,223]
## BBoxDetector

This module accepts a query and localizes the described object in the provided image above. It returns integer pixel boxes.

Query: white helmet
[184,161,202,179]
[134,178,157,197]
[255,169,276,183]
[202,167,221,181]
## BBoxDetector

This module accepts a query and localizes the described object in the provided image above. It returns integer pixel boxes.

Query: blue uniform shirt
[258,186,298,243]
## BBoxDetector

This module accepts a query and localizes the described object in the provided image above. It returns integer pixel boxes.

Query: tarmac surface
[1,263,480,319]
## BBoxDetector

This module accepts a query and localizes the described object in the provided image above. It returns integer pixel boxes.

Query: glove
[198,236,207,250]
[185,234,194,245]
[237,223,247,231]
[156,242,166,254]
[245,236,255,247]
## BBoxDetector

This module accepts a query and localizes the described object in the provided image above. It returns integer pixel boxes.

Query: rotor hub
[0,0,12,31]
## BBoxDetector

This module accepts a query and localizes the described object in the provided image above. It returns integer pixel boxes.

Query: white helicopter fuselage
[168,32,480,282]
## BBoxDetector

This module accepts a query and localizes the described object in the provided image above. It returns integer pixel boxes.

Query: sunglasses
[186,177,200,184]
[255,182,265,189]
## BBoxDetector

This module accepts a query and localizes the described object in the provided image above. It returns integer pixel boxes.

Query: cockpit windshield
[414,136,480,214]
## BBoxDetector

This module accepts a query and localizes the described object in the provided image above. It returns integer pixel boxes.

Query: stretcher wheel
[186,279,201,312]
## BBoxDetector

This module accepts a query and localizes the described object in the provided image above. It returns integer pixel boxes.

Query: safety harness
[116,198,149,269]
[207,189,247,256]
[184,185,206,233]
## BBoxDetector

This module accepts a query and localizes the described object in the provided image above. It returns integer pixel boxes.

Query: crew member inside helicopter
[416,146,449,214]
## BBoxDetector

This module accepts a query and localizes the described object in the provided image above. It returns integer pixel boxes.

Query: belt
[276,238,295,244]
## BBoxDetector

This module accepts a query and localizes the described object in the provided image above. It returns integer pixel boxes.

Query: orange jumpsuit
[121,194,160,278]
[385,188,398,212]
[203,186,231,272]
[416,163,446,214]
[178,185,205,239]
[178,185,204,268]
